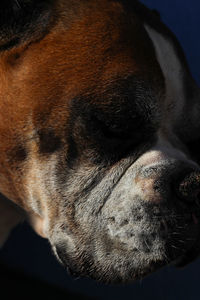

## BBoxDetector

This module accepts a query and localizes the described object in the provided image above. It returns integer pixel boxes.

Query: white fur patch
[145,24,185,121]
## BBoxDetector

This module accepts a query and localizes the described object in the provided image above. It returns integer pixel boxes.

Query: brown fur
[1,1,199,283]
[0,0,163,209]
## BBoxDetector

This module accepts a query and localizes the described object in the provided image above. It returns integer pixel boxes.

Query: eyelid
[91,114,132,140]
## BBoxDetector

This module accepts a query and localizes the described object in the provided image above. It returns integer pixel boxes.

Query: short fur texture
[0,0,200,283]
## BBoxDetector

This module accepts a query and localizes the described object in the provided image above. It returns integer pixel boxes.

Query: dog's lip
[172,213,200,268]
[173,240,200,268]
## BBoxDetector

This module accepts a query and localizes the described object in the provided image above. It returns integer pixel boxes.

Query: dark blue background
[1,1,200,299]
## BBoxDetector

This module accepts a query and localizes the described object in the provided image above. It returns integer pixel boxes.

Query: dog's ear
[0,0,54,51]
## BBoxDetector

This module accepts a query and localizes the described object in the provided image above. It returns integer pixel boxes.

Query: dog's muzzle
[52,159,200,283]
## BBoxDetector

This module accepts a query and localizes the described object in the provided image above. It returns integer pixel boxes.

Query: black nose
[176,171,200,203]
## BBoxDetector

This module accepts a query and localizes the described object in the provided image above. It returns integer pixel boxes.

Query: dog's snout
[175,171,200,204]
[134,162,200,206]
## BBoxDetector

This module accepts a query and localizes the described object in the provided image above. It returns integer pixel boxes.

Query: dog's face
[1,0,200,283]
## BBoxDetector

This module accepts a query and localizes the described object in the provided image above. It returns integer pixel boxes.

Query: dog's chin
[173,238,200,268]
[54,251,199,285]
[52,225,200,284]
[54,244,166,284]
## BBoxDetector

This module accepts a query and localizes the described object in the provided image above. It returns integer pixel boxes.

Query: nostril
[176,171,200,203]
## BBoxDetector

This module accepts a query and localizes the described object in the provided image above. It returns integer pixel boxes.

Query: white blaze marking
[145,24,185,120]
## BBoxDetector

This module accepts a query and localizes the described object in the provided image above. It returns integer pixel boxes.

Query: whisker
[15,0,21,9]
[171,245,179,250]
[177,239,186,244]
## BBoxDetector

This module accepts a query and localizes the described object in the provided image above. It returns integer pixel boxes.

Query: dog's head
[1,0,200,283]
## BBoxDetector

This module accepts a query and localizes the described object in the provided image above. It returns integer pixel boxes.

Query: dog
[0,0,200,284]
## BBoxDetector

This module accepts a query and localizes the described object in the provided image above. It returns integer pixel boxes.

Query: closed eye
[91,114,133,140]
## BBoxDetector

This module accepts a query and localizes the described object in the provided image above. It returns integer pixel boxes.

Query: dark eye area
[69,76,161,161]
[85,107,158,163]
[91,113,134,140]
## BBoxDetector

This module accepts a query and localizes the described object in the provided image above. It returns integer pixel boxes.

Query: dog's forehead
[3,2,163,80]
[0,2,163,129]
